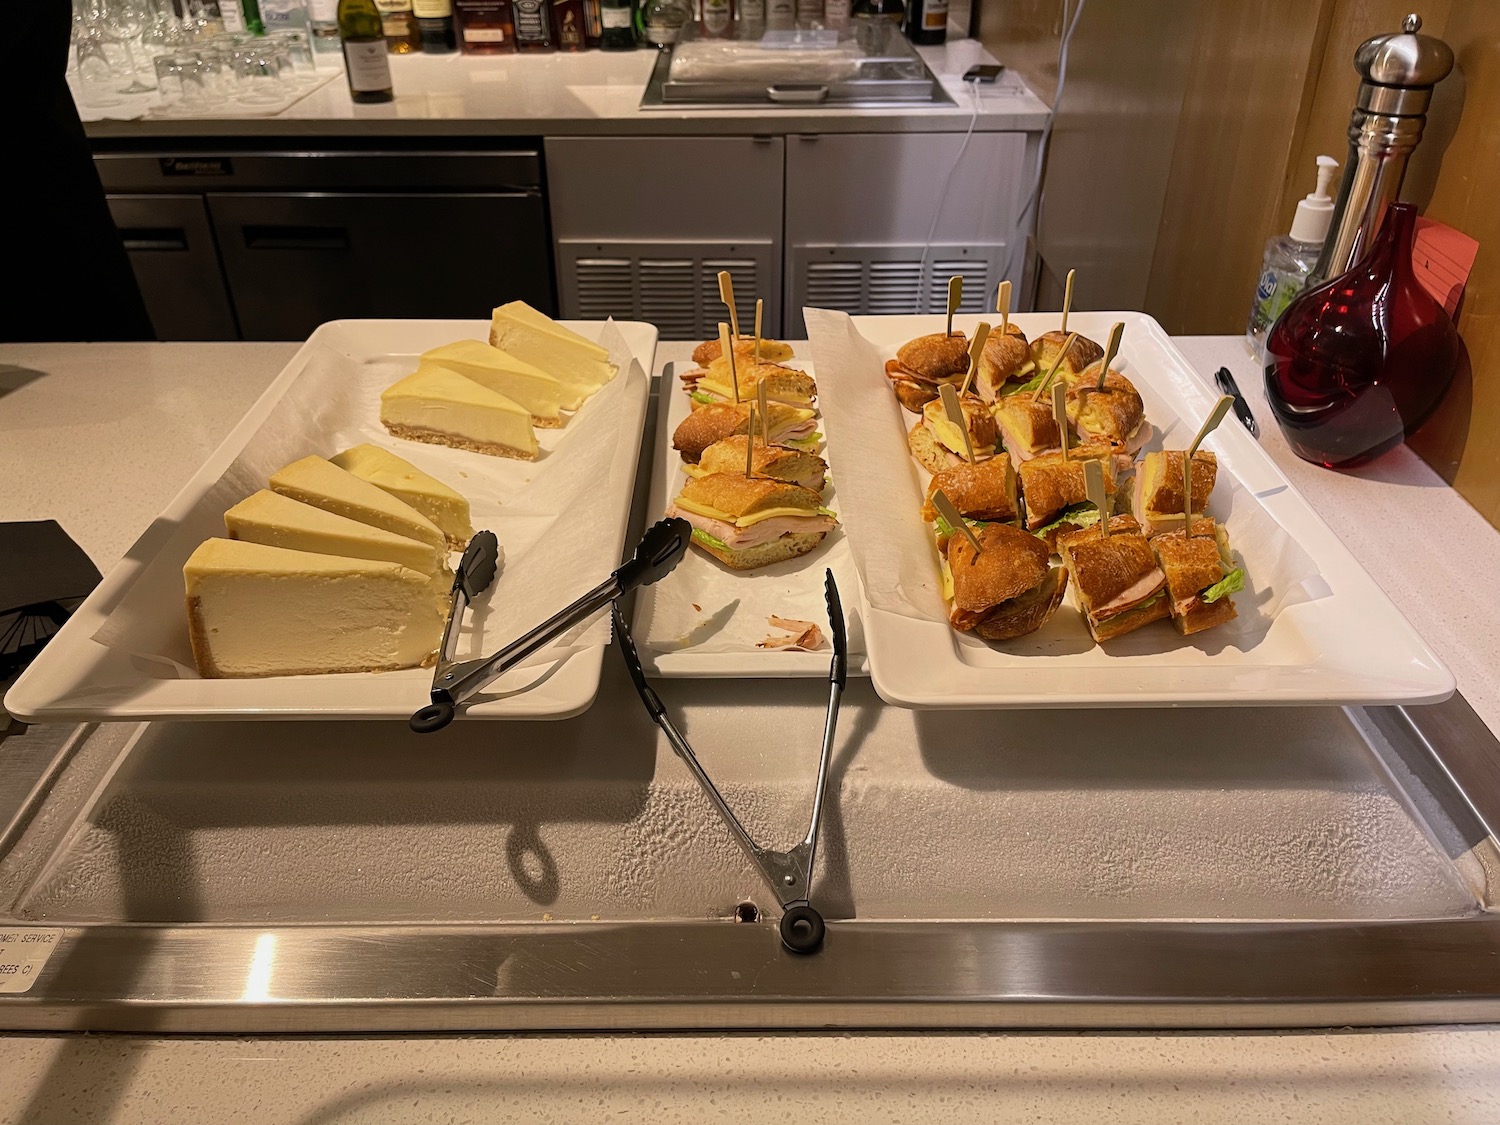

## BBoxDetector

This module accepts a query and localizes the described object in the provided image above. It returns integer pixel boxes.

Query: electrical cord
[917,74,983,307]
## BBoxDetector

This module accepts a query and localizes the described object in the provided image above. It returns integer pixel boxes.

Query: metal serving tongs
[410,519,693,733]
[613,568,848,955]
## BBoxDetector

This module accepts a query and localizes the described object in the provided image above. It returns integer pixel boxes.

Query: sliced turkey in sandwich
[974,327,1037,402]
[1031,331,1103,384]
[1016,443,1118,549]
[943,521,1069,641]
[1149,517,1243,636]
[921,457,1020,548]
[885,331,971,412]
[672,401,819,462]
[1133,449,1217,535]
[683,360,817,409]
[1066,366,1150,453]
[687,435,829,493]
[1056,514,1170,642]
[908,393,998,473]
[667,474,837,571]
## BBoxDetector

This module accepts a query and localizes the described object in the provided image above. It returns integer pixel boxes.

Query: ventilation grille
[561,242,776,340]
[790,243,1008,336]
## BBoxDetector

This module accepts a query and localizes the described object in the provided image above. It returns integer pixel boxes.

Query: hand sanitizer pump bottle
[1246,154,1339,355]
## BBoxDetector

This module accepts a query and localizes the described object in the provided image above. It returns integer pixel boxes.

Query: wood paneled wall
[979,0,1500,529]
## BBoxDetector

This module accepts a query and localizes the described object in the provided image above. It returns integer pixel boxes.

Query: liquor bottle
[765,0,792,31]
[455,0,516,51]
[242,0,268,34]
[643,0,689,47]
[794,0,819,28]
[850,0,900,51]
[512,0,556,49]
[583,0,602,46]
[375,0,423,50]
[701,0,730,36]
[598,0,634,48]
[822,0,848,28]
[308,0,343,48]
[338,0,396,101]
[737,0,763,32]
[903,0,945,45]
[262,0,311,34]
[552,0,587,48]
[414,0,458,48]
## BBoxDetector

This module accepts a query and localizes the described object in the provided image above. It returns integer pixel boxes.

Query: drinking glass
[74,22,127,106]
[232,44,288,105]
[269,29,317,81]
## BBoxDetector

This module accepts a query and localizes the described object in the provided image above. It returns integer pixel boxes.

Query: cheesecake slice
[421,340,569,422]
[488,302,616,406]
[330,443,474,549]
[270,455,446,550]
[380,365,538,461]
[225,490,447,577]
[184,538,444,678]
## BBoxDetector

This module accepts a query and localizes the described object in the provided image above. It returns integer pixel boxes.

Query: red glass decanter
[1264,201,1459,468]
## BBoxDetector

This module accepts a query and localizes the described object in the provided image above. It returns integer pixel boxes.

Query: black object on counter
[0,521,101,674]
[1213,366,1259,439]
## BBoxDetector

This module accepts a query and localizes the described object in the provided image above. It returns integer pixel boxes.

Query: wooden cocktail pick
[939,382,976,464]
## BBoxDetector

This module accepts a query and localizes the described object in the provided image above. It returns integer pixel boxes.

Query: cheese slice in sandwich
[380,365,538,462]
[271,455,447,551]
[1134,450,1217,535]
[488,301,615,404]
[692,337,795,366]
[225,490,447,577]
[694,435,828,493]
[184,538,444,678]
[909,394,998,473]
[689,361,817,409]
[1056,515,1170,642]
[992,396,1061,470]
[421,339,568,422]
[668,473,836,571]
[329,443,473,549]
[1149,517,1242,635]
[1067,368,1150,453]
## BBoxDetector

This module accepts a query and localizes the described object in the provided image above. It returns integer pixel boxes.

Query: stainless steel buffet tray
[1,680,1497,1032]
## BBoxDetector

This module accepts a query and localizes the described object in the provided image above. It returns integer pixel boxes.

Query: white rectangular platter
[805,309,1454,709]
[631,361,869,677]
[5,318,657,722]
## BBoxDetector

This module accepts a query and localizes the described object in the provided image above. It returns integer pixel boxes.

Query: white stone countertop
[2,335,1500,1122]
[81,39,1050,139]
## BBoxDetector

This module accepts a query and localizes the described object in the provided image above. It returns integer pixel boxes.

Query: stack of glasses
[70,0,327,115]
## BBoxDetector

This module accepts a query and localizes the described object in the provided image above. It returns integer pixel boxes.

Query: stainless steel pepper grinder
[1308,13,1454,285]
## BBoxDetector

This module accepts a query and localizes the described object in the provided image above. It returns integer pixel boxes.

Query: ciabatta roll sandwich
[991,395,1062,470]
[942,522,1068,641]
[687,435,829,493]
[884,332,970,412]
[691,337,794,366]
[1066,366,1150,453]
[1133,450,1217,535]
[1030,331,1103,383]
[922,457,1020,547]
[684,360,817,410]
[672,401,819,462]
[974,327,1037,402]
[1148,517,1243,636]
[908,393,998,473]
[668,474,836,571]
[1016,443,1118,549]
[1056,514,1170,641]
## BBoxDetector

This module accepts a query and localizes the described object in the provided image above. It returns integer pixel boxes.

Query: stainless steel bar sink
[2,669,1498,1031]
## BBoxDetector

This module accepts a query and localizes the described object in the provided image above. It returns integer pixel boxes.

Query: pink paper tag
[1413,217,1478,317]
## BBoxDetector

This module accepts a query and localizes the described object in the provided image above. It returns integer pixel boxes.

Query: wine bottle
[598,0,634,48]
[414,0,458,49]
[903,0,945,45]
[339,0,397,102]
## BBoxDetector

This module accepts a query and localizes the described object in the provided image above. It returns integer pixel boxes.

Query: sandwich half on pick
[668,474,837,571]
[684,360,817,410]
[943,522,1068,641]
[672,401,819,462]
[1149,517,1243,635]
[1134,450,1217,535]
[1056,515,1170,642]
[992,395,1061,470]
[691,336,795,366]
[1016,443,1118,549]
[885,332,971,411]
[974,327,1037,402]
[1030,331,1103,384]
[1066,367,1150,453]
[908,393,998,473]
[689,435,829,493]
[922,457,1020,547]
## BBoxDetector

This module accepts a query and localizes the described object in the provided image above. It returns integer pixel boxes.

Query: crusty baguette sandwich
[885,332,970,411]
[908,393,998,473]
[685,361,817,409]
[673,401,819,462]
[1066,367,1150,453]
[1016,443,1118,549]
[1133,450,1217,535]
[1031,331,1103,383]
[943,522,1069,641]
[1149,517,1243,636]
[992,395,1062,470]
[922,457,1020,545]
[692,337,794,366]
[974,329,1037,402]
[689,435,829,493]
[667,474,836,571]
[1056,514,1170,642]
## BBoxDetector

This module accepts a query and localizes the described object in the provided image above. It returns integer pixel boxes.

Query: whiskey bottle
[553,0,587,49]
[455,0,517,51]
[512,0,557,49]
[375,0,423,50]
[414,0,458,49]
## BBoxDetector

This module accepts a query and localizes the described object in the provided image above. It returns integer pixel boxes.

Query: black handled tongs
[613,569,848,955]
[410,519,692,733]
